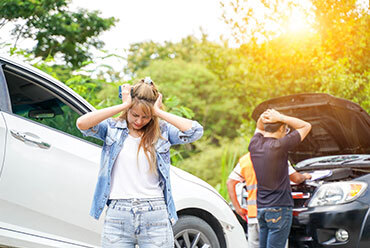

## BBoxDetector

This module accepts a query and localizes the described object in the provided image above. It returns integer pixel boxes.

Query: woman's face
[127,105,152,130]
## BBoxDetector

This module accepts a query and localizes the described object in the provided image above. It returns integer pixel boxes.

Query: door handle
[10,129,51,149]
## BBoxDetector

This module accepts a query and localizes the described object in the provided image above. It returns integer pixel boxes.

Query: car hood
[252,93,370,164]
[295,154,370,170]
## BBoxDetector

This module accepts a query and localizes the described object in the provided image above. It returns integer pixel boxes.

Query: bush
[176,137,251,199]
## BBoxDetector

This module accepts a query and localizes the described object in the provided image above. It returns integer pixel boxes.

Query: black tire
[173,215,221,248]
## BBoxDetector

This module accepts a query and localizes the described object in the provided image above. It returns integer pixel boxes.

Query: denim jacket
[79,118,203,224]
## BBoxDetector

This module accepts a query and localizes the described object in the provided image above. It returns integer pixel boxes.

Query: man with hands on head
[248,108,311,248]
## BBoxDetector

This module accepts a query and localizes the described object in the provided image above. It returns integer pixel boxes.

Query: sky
[70,0,230,53]
[68,0,231,75]
[0,0,230,75]
[3,0,368,58]
[67,0,314,74]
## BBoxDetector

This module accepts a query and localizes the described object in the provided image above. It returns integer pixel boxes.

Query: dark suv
[249,93,370,248]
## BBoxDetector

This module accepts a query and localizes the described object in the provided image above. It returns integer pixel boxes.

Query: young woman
[76,78,203,248]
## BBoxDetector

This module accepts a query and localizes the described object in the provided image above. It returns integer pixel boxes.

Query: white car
[0,56,247,248]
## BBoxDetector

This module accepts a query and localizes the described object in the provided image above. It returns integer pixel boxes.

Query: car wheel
[173,215,221,248]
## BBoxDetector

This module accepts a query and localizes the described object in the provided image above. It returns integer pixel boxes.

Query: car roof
[0,55,96,113]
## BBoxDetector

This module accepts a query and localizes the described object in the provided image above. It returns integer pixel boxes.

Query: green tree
[136,59,244,141]
[125,35,206,76]
[219,0,369,113]
[0,0,117,68]
[311,0,370,72]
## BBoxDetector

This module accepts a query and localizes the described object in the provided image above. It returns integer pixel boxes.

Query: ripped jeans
[257,207,292,248]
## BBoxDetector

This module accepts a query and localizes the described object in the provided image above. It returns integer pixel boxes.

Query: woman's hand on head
[153,93,163,115]
[121,84,132,105]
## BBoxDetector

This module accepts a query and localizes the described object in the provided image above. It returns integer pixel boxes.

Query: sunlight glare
[286,8,311,33]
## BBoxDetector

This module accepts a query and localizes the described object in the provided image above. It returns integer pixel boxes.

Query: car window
[3,68,102,146]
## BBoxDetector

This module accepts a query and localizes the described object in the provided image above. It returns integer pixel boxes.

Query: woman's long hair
[117,79,161,174]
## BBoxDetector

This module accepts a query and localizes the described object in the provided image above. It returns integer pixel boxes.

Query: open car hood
[252,93,370,164]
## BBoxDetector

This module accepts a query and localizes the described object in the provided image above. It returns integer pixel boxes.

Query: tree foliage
[311,0,370,72]
[1,0,117,68]
[136,59,243,140]
[125,36,206,76]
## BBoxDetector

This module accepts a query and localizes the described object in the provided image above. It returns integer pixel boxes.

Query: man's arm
[227,179,248,220]
[290,172,312,184]
[261,109,312,141]
[254,113,266,135]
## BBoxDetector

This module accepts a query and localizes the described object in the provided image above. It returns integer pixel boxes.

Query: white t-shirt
[109,134,163,199]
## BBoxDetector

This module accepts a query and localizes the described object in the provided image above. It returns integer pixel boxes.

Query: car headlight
[308,181,368,207]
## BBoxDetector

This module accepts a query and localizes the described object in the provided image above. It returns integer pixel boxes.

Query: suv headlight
[308,181,368,207]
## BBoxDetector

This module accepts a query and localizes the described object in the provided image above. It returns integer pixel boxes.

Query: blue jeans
[257,207,292,248]
[102,198,174,248]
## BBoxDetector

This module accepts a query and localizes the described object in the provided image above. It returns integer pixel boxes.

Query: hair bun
[132,78,158,103]
[144,77,153,85]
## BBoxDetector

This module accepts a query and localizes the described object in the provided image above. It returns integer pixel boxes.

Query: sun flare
[286,8,312,33]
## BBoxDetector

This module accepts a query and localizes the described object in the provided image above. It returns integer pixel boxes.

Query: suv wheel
[173,215,220,248]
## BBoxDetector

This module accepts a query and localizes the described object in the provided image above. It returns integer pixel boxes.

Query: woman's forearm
[155,109,193,132]
[77,103,130,130]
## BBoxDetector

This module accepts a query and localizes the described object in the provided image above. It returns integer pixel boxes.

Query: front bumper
[290,201,370,248]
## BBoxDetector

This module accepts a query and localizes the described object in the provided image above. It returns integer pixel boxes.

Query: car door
[0,113,5,176]
[0,62,103,247]
[0,66,8,176]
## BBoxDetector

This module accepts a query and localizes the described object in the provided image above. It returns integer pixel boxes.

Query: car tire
[173,215,221,248]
